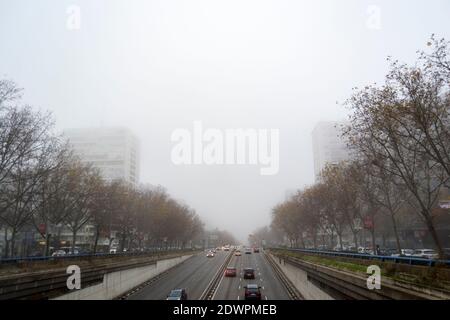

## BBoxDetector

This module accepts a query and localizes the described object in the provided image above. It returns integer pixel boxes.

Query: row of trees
[270,36,450,258]
[0,79,205,258]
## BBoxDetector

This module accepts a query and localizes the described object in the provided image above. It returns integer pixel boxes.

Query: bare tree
[344,53,449,257]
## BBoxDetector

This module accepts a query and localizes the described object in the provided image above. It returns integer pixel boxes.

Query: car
[225,267,237,277]
[244,284,262,300]
[253,247,260,253]
[412,249,439,259]
[223,246,230,251]
[167,288,187,300]
[60,246,81,255]
[390,249,414,257]
[243,268,255,279]
[245,248,252,254]
[216,247,221,251]
[51,250,66,257]
[206,251,215,258]
[235,250,241,256]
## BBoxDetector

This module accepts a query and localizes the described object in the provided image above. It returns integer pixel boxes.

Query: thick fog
[1,0,449,242]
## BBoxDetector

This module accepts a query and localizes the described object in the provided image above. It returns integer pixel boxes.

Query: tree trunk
[337,232,343,250]
[93,225,100,254]
[3,229,9,258]
[72,229,77,254]
[370,228,376,255]
[10,230,17,258]
[45,234,51,257]
[329,231,335,249]
[424,213,444,258]
[391,214,402,254]
[353,231,358,249]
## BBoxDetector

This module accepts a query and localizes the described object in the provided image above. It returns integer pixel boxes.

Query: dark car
[253,247,260,253]
[243,268,255,279]
[166,288,187,300]
[244,284,262,300]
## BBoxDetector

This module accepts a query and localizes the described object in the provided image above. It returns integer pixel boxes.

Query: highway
[213,250,290,300]
[126,249,290,300]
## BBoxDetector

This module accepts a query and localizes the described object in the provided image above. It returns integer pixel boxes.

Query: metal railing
[0,248,197,265]
[273,247,450,267]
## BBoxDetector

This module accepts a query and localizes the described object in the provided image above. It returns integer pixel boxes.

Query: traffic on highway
[125,246,290,301]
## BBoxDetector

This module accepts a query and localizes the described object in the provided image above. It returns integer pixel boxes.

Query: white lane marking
[262,286,265,290]
[238,285,241,290]
[265,296,268,300]
[238,296,240,300]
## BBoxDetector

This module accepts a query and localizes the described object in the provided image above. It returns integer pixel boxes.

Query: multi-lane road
[126,249,290,300]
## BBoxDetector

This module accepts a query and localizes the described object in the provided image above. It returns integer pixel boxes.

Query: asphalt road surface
[127,250,228,300]
[212,250,290,300]
[126,249,290,300]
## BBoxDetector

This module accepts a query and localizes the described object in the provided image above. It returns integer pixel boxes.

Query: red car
[225,267,237,277]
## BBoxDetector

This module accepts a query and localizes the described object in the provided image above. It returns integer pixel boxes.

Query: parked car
[390,249,414,257]
[412,249,439,259]
[167,288,187,300]
[60,247,80,255]
[244,284,262,300]
[243,268,255,279]
[225,267,237,277]
[51,250,66,257]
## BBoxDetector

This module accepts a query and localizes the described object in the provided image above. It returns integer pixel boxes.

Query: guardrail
[273,248,450,267]
[264,251,303,300]
[0,251,195,300]
[200,249,235,300]
[0,248,197,265]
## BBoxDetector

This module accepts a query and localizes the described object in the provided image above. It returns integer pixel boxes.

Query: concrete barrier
[53,254,193,300]
[269,253,334,300]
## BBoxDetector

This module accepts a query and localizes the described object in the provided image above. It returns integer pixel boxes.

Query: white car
[391,249,414,257]
[51,250,66,257]
[412,249,439,259]
[206,251,215,258]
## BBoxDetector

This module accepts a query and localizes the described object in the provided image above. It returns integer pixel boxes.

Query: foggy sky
[1,0,450,242]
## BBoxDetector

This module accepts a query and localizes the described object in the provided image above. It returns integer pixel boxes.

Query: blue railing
[276,248,450,267]
[0,247,195,264]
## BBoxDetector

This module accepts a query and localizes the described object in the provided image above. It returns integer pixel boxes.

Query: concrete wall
[54,254,193,300]
[270,254,334,300]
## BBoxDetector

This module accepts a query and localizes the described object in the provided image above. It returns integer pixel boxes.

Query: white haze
[1,0,449,242]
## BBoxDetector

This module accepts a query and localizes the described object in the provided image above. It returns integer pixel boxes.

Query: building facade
[63,127,140,186]
[312,121,351,181]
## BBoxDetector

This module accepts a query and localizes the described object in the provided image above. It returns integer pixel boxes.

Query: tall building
[312,121,351,181]
[63,127,140,186]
